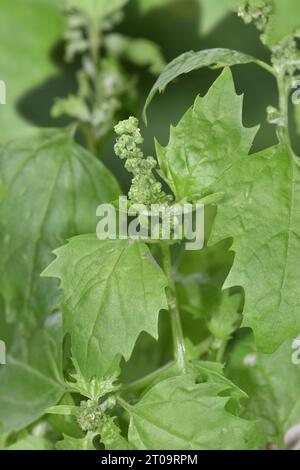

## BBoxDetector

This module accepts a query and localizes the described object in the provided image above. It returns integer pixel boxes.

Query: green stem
[276,73,295,158]
[160,243,186,372]
[216,341,227,363]
[80,123,99,156]
[120,361,176,394]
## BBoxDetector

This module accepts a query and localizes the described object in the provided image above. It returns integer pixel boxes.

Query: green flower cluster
[238,0,272,34]
[77,396,117,433]
[271,36,300,77]
[77,400,102,432]
[114,117,173,206]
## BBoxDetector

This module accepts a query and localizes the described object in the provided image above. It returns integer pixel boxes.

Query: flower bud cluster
[114,117,173,206]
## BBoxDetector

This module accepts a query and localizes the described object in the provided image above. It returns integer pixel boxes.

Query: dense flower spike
[238,0,272,33]
[114,117,173,206]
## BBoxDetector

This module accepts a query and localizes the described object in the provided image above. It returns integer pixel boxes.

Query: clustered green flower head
[238,0,272,33]
[114,117,173,206]
[77,400,102,432]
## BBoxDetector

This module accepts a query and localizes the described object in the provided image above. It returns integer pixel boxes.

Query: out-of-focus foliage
[0,0,64,141]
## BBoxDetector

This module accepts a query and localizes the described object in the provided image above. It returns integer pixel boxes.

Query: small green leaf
[158,68,300,352]
[0,0,65,142]
[44,236,168,380]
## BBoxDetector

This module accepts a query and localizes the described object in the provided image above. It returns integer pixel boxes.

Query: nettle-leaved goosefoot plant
[1,0,300,451]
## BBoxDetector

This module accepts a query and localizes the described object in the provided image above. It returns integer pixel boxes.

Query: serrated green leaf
[144,48,266,120]
[0,129,120,328]
[125,374,265,450]
[156,67,257,200]
[46,405,78,416]
[157,68,300,352]
[226,333,300,446]
[0,0,65,142]
[0,314,66,433]
[43,236,168,380]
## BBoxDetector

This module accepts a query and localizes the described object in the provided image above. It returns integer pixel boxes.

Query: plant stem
[275,69,297,161]
[160,242,186,372]
[120,361,177,394]
[216,341,227,363]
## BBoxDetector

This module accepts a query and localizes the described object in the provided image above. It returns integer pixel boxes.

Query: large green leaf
[0,129,120,328]
[0,314,66,433]
[210,143,300,353]
[124,373,264,450]
[156,68,300,352]
[226,333,300,446]
[155,67,257,200]
[0,0,64,142]
[144,48,267,119]
[43,236,168,380]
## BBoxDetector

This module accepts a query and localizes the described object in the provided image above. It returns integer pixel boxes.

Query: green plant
[1,0,300,451]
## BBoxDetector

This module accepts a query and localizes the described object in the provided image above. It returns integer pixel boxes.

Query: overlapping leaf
[124,373,264,450]
[155,68,300,352]
[0,130,120,328]
[44,236,168,380]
